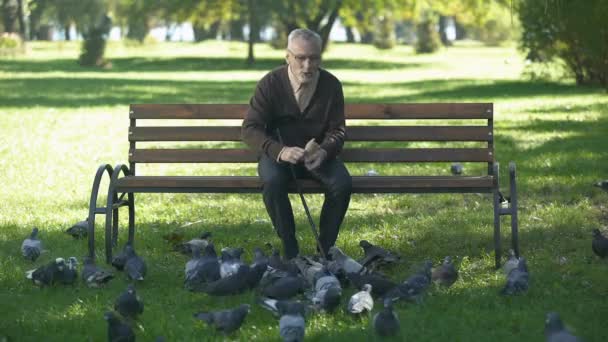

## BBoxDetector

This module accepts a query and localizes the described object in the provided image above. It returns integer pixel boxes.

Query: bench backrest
[128,103,495,176]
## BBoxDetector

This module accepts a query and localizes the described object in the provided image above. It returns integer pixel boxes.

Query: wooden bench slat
[129,148,493,163]
[114,175,495,194]
[130,103,493,120]
[129,126,492,142]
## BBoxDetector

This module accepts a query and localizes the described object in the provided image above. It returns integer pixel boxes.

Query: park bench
[86,103,519,268]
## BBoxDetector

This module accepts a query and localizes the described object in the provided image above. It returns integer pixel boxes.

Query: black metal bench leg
[509,162,519,257]
[105,188,115,264]
[128,192,135,245]
[87,164,113,260]
[492,163,502,269]
[112,192,119,248]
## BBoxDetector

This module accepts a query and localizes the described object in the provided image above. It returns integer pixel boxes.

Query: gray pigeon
[111,243,131,271]
[501,257,529,295]
[503,249,520,275]
[174,231,212,255]
[220,247,245,278]
[293,256,324,285]
[245,248,269,289]
[259,298,306,342]
[185,245,203,282]
[262,272,306,300]
[347,284,374,314]
[25,257,65,286]
[184,243,221,290]
[311,267,342,313]
[21,227,42,261]
[104,311,135,342]
[346,272,396,298]
[65,218,88,239]
[451,163,463,175]
[545,312,582,342]
[114,284,144,320]
[592,229,608,258]
[194,304,250,334]
[328,246,366,275]
[431,256,458,287]
[195,265,251,295]
[269,249,298,273]
[358,240,400,269]
[124,245,146,281]
[385,260,432,303]
[82,256,114,287]
[373,298,400,337]
[58,257,79,285]
[594,180,608,191]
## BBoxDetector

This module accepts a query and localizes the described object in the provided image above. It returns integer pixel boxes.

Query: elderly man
[241,28,352,259]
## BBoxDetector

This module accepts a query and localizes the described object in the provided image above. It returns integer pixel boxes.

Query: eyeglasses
[287,48,321,64]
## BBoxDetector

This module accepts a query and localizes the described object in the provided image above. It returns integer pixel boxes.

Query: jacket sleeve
[319,80,346,160]
[241,75,284,160]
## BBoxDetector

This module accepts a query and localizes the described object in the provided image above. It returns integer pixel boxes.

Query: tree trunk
[345,26,355,43]
[230,19,245,41]
[2,0,18,33]
[317,0,342,52]
[65,25,71,41]
[16,0,25,38]
[246,0,255,64]
[438,15,451,46]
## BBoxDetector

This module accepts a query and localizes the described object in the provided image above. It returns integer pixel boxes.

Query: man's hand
[305,148,327,170]
[279,146,305,164]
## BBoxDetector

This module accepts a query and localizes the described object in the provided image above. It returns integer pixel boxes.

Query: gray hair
[287,28,322,50]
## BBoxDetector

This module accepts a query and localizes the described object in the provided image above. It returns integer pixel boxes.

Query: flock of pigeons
[18,180,608,341]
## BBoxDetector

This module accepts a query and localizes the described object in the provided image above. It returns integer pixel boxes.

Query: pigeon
[262,269,306,300]
[591,228,608,258]
[269,249,298,273]
[21,227,42,261]
[220,247,245,278]
[373,298,400,337]
[279,309,306,342]
[194,304,250,334]
[114,284,144,320]
[258,298,307,317]
[124,245,146,281]
[194,265,251,295]
[245,248,269,289]
[347,284,374,315]
[65,218,88,239]
[58,257,79,285]
[501,257,529,295]
[104,311,135,342]
[328,246,366,275]
[346,272,397,298]
[82,256,114,287]
[174,232,212,255]
[385,260,432,303]
[431,256,458,287]
[25,258,65,286]
[594,180,608,192]
[451,163,463,175]
[358,240,400,269]
[111,243,131,271]
[503,249,520,275]
[310,267,342,312]
[544,312,582,342]
[293,255,325,285]
[185,245,203,282]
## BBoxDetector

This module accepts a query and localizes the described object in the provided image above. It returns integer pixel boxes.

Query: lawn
[0,40,607,341]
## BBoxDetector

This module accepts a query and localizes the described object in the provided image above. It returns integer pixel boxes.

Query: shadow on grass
[0,57,425,73]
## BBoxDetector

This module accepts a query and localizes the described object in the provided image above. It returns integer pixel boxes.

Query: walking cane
[276,129,328,260]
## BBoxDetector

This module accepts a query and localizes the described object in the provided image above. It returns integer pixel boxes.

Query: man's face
[286,38,321,84]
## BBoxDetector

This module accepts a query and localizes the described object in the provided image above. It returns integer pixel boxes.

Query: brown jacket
[241,65,345,160]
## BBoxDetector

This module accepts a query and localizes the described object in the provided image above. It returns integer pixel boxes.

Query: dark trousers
[258,154,352,259]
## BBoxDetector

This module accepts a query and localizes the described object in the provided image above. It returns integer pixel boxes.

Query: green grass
[1,40,607,341]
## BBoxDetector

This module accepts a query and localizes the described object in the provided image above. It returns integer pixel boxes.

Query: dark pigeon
[114,284,144,320]
[245,248,269,289]
[21,227,42,261]
[174,232,212,255]
[58,257,79,285]
[592,228,608,258]
[501,257,529,296]
[185,245,203,283]
[373,298,400,337]
[545,312,582,342]
[194,265,251,296]
[385,260,432,303]
[220,247,245,278]
[82,256,114,287]
[358,240,400,269]
[262,271,306,300]
[594,180,608,192]
[26,257,65,286]
[104,311,135,342]
[347,284,374,315]
[124,245,146,281]
[431,256,458,287]
[269,249,298,273]
[65,218,88,239]
[111,243,131,271]
[346,271,397,298]
[503,249,520,275]
[293,256,324,285]
[451,163,463,175]
[194,304,250,334]
[328,246,366,275]
[184,243,221,290]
